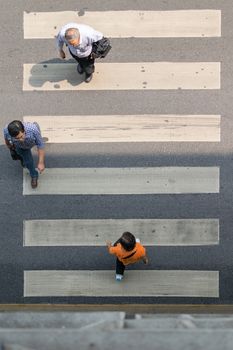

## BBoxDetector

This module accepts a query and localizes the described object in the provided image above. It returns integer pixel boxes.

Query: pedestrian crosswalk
[23,219,219,247]
[22,5,222,300]
[24,270,219,297]
[24,10,221,39]
[23,167,219,195]
[24,115,221,143]
[23,62,221,91]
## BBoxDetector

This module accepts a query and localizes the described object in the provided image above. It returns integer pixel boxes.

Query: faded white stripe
[23,167,220,195]
[23,219,219,247]
[23,115,221,143]
[23,62,221,91]
[24,10,221,39]
[24,270,219,297]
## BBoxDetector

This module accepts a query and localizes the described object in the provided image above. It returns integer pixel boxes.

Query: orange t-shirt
[108,242,146,266]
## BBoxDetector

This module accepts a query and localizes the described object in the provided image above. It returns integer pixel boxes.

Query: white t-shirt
[57,22,103,58]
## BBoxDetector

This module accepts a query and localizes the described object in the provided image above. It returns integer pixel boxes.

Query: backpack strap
[122,250,137,259]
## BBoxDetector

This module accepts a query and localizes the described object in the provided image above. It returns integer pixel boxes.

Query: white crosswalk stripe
[24,270,219,297]
[22,6,221,300]
[24,115,221,143]
[23,62,221,91]
[23,167,219,195]
[24,10,221,39]
[23,219,219,247]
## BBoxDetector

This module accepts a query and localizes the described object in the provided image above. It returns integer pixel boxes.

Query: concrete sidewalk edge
[0,304,231,314]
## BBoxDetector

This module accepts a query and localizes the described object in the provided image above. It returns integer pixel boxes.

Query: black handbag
[10,148,22,161]
[92,37,112,58]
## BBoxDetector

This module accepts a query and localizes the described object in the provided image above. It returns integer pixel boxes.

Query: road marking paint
[24,115,221,143]
[23,167,219,195]
[23,218,219,246]
[24,270,219,297]
[23,62,221,91]
[24,10,221,39]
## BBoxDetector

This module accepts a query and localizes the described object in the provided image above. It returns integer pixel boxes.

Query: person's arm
[59,48,66,59]
[34,125,45,172]
[4,138,13,149]
[37,148,45,173]
[56,32,66,59]
[89,28,104,59]
[3,127,13,149]
[106,241,113,250]
[139,245,148,264]
[106,241,119,255]
[142,255,149,264]
[91,28,103,44]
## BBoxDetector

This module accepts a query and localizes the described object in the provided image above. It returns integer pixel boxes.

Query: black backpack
[92,37,112,58]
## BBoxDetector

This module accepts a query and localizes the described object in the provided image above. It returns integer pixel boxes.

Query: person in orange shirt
[106,231,148,281]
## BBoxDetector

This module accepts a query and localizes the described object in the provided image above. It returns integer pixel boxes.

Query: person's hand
[90,52,97,59]
[37,162,45,173]
[106,241,112,248]
[59,50,66,59]
[5,140,14,149]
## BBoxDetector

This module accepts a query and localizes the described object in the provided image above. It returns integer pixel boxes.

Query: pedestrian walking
[107,231,148,281]
[56,22,105,83]
[3,120,45,189]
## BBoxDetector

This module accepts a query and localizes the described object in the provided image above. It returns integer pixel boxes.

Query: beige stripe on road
[24,10,221,39]
[23,219,219,247]
[23,167,219,195]
[24,115,221,143]
[23,62,221,91]
[24,270,219,297]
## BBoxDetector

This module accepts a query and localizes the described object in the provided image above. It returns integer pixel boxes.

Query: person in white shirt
[56,23,103,83]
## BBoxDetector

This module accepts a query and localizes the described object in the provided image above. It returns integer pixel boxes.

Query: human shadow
[28,58,85,89]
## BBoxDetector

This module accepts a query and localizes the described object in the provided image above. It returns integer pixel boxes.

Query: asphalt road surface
[0,0,233,305]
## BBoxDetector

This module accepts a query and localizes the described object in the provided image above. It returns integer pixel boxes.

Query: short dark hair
[8,120,24,137]
[120,231,136,251]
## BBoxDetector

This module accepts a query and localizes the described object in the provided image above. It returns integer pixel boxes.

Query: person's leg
[116,258,125,281]
[16,148,38,179]
[69,49,84,73]
[69,50,95,82]
[80,55,95,76]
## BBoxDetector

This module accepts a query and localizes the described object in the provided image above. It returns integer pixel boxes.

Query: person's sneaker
[115,274,123,282]
[77,64,84,74]
[31,177,38,189]
[85,73,93,83]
